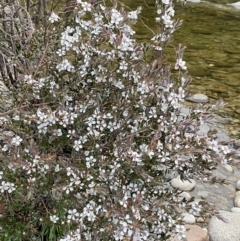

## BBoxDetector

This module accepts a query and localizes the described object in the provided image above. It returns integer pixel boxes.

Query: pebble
[196,217,205,223]
[186,93,209,103]
[182,213,196,224]
[197,123,210,136]
[231,207,240,213]
[234,191,240,207]
[221,163,234,174]
[227,2,240,9]
[236,180,240,190]
[187,0,201,3]
[233,139,240,148]
[171,175,196,191]
[178,191,192,201]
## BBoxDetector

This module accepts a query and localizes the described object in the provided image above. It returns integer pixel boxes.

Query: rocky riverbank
[170,94,240,241]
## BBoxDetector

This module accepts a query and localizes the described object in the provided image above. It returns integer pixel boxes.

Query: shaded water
[124,0,240,138]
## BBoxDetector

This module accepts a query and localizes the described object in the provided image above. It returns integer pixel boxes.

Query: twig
[0,103,49,117]
[17,42,49,109]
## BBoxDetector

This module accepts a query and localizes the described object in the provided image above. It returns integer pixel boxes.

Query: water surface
[124,0,240,137]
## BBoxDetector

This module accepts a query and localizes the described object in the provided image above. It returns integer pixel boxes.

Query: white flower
[162,0,170,4]
[28,177,36,183]
[0,171,3,179]
[94,13,103,23]
[55,164,61,172]
[50,215,59,223]
[119,61,128,70]
[11,136,23,146]
[56,59,75,72]
[63,183,74,194]
[175,58,187,70]
[161,12,174,28]
[0,181,15,193]
[52,128,63,137]
[175,225,186,240]
[7,183,16,193]
[166,6,175,17]
[73,140,83,151]
[67,130,75,139]
[189,202,202,215]
[0,181,9,192]
[81,1,92,12]
[49,12,60,23]
[111,9,123,25]
[67,209,80,222]
[87,211,96,222]
[128,10,138,20]
[2,144,8,152]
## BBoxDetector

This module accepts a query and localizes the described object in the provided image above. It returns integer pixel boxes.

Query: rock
[171,175,196,191]
[231,207,240,213]
[221,164,234,174]
[236,180,240,190]
[233,139,240,149]
[186,94,208,103]
[236,191,240,197]
[234,191,240,207]
[197,190,209,198]
[179,191,192,201]
[216,131,230,142]
[196,217,204,223]
[187,0,201,3]
[180,106,190,116]
[208,210,240,241]
[197,123,210,136]
[171,225,208,241]
[202,228,208,233]
[182,213,196,224]
[228,176,238,182]
[227,2,240,9]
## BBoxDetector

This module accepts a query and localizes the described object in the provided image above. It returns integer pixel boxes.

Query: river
[123,0,240,138]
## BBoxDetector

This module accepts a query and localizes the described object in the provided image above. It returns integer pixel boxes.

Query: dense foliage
[0,0,235,240]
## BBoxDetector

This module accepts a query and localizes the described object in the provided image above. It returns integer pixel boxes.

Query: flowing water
[124,0,240,138]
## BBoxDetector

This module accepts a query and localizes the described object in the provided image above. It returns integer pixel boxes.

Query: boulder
[171,175,196,191]
[208,210,240,241]
[186,94,208,103]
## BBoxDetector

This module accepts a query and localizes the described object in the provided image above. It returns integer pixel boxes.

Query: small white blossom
[56,59,75,72]
[2,144,8,152]
[50,215,59,223]
[11,136,23,146]
[67,209,80,222]
[175,58,187,70]
[49,12,60,23]
[162,0,170,4]
[175,225,186,240]
[73,140,83,151]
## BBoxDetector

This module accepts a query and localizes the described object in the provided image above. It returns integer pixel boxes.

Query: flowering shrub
[0,0,236,240]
